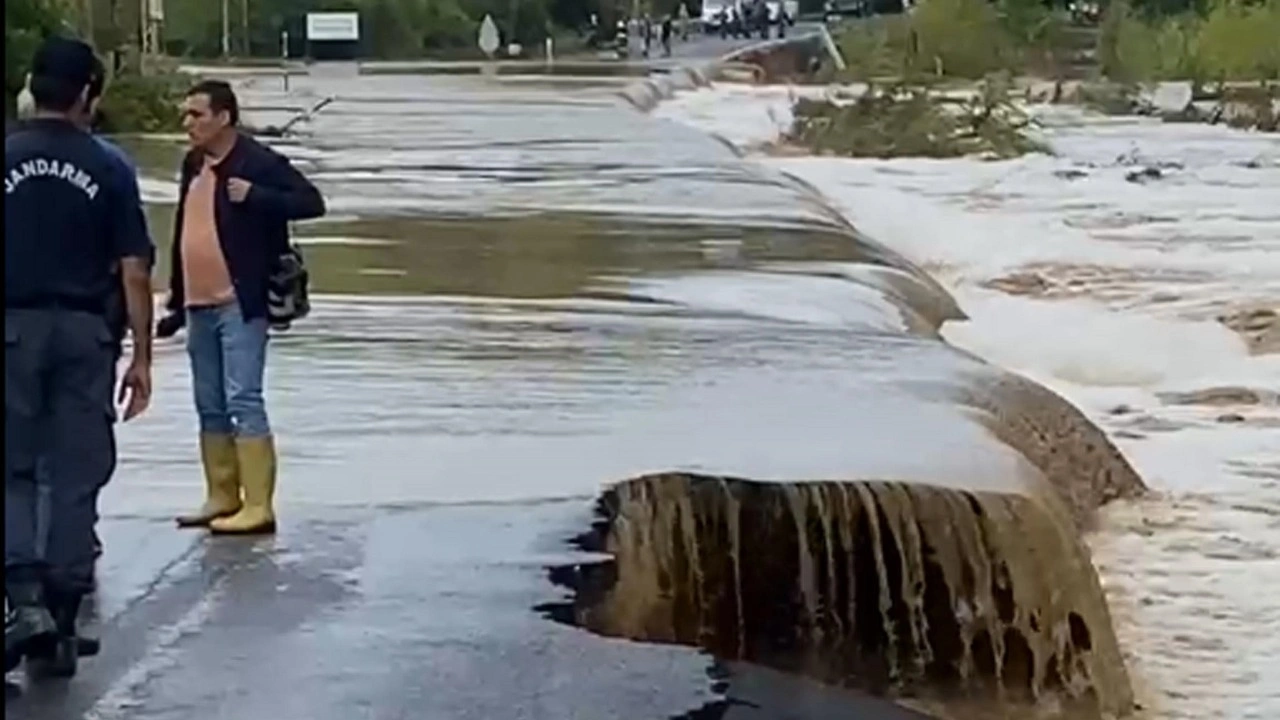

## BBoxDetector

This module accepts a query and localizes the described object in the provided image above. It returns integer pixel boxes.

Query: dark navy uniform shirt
[5,117,151,314]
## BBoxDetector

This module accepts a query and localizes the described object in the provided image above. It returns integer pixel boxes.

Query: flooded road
[10,66,1143,718]
[107,70,973,514]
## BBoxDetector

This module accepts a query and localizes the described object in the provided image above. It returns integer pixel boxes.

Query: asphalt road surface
[7,504,932,719]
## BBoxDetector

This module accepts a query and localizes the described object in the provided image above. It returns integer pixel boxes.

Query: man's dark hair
[186,80,239,126]
[29,37,106,113]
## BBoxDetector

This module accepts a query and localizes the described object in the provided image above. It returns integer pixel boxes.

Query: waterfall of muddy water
[545,474,1131,719]
[116,71,1140,718]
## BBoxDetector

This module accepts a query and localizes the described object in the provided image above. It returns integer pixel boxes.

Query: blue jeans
[186,303,271,438]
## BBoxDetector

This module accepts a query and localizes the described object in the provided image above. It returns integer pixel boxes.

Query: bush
[911,0,1019,78]
[95,72,187,134]
[1100,0,1280,83]
[1197,0,1280,80]
[787,75,1048,159]
[832,0,1067,82]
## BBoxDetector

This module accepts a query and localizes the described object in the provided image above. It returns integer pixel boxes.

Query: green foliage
[832,0,1069,82]
[162,0,591,59]
[5,0,185,132]
[912,0,1017,78]
[1197,0,1280,80]
[95,73,187,134]
[1100,0,1280,82]
[787,76,1048,159]
[5,0,70,117]
[835,0,1278,84]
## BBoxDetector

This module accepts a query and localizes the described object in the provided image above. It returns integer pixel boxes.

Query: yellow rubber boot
[175,434,243,527]
[210,436,277,535]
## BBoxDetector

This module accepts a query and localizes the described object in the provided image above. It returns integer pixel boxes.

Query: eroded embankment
[543,473,1134,719]
[545,47,1149,720]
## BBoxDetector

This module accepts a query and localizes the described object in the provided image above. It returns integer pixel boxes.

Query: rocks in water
[1158,386,1274,407]
[984,272,1050,297]
[1125,167,1165,184]
[1137,82,1194,118]
[1077,82,1141,116]
[951,373,1147,523]
[548,473,1136,719]
[1079,80,1277,132]
[1115,150,1182,171]
[1217,306,1280,355]
[1215,85,1279,132]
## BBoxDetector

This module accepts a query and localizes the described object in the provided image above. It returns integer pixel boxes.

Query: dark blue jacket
[166,132,325,321]
[5,118,151,314]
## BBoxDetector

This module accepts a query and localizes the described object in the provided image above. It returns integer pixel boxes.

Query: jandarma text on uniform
[5,157,101,199]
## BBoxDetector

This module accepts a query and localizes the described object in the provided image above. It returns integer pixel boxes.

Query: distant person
[661,16,674,57]
[615,18,629,59]
[678,3,691,41]
[6,36,154,678]
[159,80,325,536]
[641,14,653,58]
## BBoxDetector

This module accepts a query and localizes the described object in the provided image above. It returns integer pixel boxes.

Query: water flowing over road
[656,84,1280,720]
[5,54,1208,720]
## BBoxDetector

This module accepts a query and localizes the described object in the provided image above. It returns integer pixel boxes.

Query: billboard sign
[306,12,360,42]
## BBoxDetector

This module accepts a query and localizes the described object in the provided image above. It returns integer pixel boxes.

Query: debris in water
[1124,167,1164,184]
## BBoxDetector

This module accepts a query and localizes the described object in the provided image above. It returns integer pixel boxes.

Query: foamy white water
[658,85,1280,719]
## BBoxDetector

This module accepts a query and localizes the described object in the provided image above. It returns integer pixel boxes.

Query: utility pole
[83,0,96,47]
[222,0,231,57]
[241,0,251,56]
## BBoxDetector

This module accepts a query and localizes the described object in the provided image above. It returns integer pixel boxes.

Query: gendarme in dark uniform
[5,38,152,677]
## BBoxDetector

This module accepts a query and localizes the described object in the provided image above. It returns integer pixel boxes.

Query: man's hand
[227,177,253,203]
[117,360,152,422]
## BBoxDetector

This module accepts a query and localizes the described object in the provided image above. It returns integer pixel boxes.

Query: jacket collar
[184,131,254,176]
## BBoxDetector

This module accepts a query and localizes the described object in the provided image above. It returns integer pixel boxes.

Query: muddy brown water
[108,71,1142,718]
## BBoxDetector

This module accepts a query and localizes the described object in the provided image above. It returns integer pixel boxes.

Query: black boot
[5,581,58,670]
[31,590,86,678]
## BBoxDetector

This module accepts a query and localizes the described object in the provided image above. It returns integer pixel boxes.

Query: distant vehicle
[700,0,790,37]
[824,0,905,19]
[701,1,730,32]
[1069,0,1102,24]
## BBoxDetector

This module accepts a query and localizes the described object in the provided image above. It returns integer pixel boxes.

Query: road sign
[306,12,360,42]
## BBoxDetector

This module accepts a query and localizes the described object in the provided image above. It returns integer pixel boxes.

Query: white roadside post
[479,14,501,76]
[282,30,290,91]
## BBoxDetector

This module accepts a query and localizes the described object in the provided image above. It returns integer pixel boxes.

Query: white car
[701,1,730,31]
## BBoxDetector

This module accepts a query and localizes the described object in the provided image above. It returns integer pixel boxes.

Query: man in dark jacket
[158,79,325,535]
[6,37,154,678]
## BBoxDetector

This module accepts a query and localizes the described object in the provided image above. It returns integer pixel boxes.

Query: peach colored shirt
[180,156,236,307]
